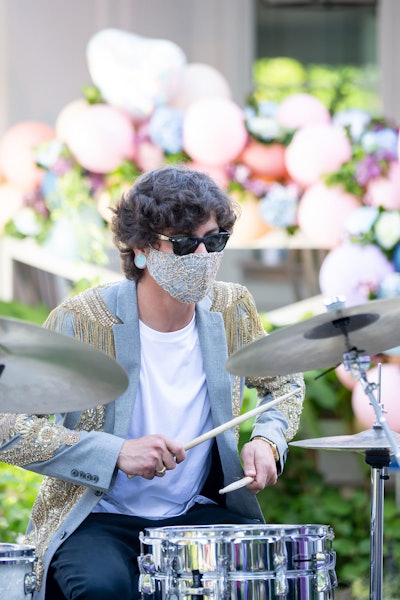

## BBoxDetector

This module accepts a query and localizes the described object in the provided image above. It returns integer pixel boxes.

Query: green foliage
[0,300,49,324]
[251,56,380,114]
[0,465,42,542]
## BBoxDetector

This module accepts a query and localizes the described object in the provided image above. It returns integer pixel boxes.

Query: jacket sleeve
[214,281,305,472]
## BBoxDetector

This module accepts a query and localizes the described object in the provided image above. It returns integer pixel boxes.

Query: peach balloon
[0,121,56,190]
[240,141,287,180]
[0,182,25,230]
[65,104,136,173]
[297,182,360,248]
[55,99,89,142]
[170,62,231,110]
[285,124,352,188]
[183,98,248,166]
[367,161,400,210]
[352,363,400,432]
[229,193,271,244]
[276,93,331,129]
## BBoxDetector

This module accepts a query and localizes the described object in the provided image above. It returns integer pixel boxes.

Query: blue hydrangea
[259,184,299,228]
[149,105,183,154]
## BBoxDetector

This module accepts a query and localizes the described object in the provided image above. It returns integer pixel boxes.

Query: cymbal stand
[342,354,399,600]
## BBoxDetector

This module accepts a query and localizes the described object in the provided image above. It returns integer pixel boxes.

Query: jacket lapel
[111,280,141,438]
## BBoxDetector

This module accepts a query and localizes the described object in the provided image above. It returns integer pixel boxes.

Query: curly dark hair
[110,165,239,281]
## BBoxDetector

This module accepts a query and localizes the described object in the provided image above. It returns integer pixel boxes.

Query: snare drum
[139,524,337,599]
[0,543,36,600]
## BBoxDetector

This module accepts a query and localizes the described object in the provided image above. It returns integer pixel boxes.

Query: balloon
[135,140,165,172]
[276,93,331,129]
[170,62,231,110]
[366,161,400,210]
[335,364,357,391]
[240,140,287,180]
[183,98,248,166]
[0,182,25,230]
[188,162,229,189]
[352,363,400,432]
[393,243,400,271]
[297,182,360,248]
[87,29,186,120]
[229,193,271,244]
[285,124,352,188]
[0,121,56,190]
[55,99,89,141]
[319,242,394,307]
[64,104,136,173]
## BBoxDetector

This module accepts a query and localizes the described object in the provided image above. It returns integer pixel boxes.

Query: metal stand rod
[365,450,390,600]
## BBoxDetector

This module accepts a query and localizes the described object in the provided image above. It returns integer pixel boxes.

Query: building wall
[0,0,255,132]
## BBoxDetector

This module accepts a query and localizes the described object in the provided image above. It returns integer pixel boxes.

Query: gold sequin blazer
[0,279,305,598]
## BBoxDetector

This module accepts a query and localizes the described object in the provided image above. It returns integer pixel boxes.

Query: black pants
[45,504,260,599]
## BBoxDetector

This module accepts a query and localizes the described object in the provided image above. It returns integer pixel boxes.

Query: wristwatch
[251,436,279,462]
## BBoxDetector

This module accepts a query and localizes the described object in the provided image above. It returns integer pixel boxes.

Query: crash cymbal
[226,297,400,377]
[290,427,400,453]
[0,317,129,413]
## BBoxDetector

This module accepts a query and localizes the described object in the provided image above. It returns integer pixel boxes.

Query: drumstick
[127,388,298,479]
[219,476,254,495]
[183,387,298,451]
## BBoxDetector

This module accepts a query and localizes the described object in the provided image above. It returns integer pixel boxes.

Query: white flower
[13,208,42,236]
[374,211,400,249]
[345,206,379,236]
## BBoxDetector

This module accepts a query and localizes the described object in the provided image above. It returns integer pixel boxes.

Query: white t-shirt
[94,314,214,518]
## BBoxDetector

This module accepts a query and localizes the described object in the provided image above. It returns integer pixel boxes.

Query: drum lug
[138,553,156,597]
[24,571,37,595]
[273,534,289,597]
[314,550,338,593]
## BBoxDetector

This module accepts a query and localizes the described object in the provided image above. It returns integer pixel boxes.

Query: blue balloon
[393,243,400,271]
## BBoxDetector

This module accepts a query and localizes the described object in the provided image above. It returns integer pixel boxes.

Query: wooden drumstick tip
[219,476,255,494]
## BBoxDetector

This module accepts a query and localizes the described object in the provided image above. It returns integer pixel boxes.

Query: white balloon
[87,29,187,120]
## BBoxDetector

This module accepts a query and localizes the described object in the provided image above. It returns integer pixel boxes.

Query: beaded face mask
[146,246,224,303]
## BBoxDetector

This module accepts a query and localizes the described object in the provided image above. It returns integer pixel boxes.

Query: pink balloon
[285,124,352,187]
[298,182,360,248]
[183,98,248,166]
[188,162,229,188]
[366,161,400,209]
[0,121,56,190]
[170,62,231,110]
[135,140,165,172]
[352,363,400,432]
[55,99,89,142]
[276,93,331,129]
[319,242,394,307]
[335,364,357,391]
[0,182,25,229]
[65,104,136,173]
[240,141,287,179]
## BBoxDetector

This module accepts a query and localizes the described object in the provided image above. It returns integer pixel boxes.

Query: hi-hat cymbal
[0,317,129,413]
[290,427,400,453]
[226,297,400,377]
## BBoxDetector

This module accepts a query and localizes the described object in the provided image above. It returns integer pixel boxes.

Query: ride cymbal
[226,297,400,377]
[290,427,400,453]
[0,317,129,413]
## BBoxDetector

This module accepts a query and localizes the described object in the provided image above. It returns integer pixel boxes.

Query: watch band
[251,436,280,462]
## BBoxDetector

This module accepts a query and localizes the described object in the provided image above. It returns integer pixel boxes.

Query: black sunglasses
[156,231,230,256]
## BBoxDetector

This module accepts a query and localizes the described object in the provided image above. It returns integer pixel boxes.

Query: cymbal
[0,317,129,413]
[290,428,400,453]
[226,297,400,377]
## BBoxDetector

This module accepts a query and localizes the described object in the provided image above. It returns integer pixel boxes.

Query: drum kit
[0,295,399,599]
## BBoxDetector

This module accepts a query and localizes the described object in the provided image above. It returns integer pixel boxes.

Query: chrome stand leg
[365,450,390,600]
